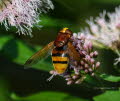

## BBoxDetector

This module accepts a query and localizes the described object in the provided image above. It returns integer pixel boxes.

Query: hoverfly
[25,28,80,80]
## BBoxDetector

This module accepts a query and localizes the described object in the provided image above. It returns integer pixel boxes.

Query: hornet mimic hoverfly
[25,28,80,80]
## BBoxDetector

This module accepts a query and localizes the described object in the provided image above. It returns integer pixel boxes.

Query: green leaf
[11,91,89,101]
[84,75,104,87]
[100,74,120,82]
[93,90,120,101]
[0,77,11,101]
[40,16,70,27]
[0,35,53,71]
[0,35,11,50]
[92,0,120,4]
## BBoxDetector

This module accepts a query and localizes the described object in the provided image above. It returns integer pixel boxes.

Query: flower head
[49,33,100,85]
[0,0,54,36]
[83,6,120,65]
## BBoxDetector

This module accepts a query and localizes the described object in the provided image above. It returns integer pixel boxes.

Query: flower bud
[75,79,82,84]
[80,61,84,65]
[85,55,91,61]
[85,64,89,68]
[84,69,88,73]
[93,51,98,57]
[65,78,72,81]
[67,80,73,85]
[90,58,95,64]
[96,62,100,68]
[72,75,79,80]
[91,73,95,76]
[88,41,93,50]
[90,52,94,57]
[88,68,93,72]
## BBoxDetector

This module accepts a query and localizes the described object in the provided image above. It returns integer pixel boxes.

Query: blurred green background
[0,0,120,101]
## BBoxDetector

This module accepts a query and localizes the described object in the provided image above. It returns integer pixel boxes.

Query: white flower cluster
[0,0,54,36]
[81,6,120,65]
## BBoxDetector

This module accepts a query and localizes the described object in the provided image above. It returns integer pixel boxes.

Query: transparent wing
[24,41,54,67]
[67,42,80,62]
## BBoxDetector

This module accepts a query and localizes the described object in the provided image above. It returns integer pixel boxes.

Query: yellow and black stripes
[52,52,68,57]
[53,61,68,64]
[52,56,68,64]
[52,47,69,74]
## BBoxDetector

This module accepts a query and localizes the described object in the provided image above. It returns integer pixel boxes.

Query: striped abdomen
[52,47,69,74]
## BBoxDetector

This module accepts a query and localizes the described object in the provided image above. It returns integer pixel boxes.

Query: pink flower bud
[65,78,72,81]
[84,69,88,73]
[96,62,100,68]
[90,58,95,64]
[85,64,89,68]
[72,75,79,80]
[88,68,93,72]
[85,55,91,61]
[90,52,94,57]
[79,33,85,40]
[67,80,73,85]
[91,73,95,76]
[88,41,93,50]
[93,51,98,57]
[80,61,84,65]
[75,79,82,84]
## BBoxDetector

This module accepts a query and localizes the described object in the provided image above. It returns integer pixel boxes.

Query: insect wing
[24,41,54,67]
[67,42,80,62]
